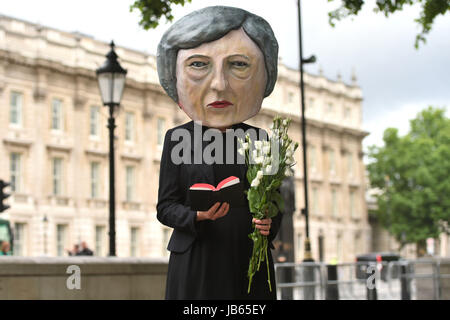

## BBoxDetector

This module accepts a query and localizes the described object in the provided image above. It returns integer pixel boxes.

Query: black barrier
[325,264,339,300]
[400,263,412,300]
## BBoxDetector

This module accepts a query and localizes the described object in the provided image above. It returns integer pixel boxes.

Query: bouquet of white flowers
[238,116,299,293]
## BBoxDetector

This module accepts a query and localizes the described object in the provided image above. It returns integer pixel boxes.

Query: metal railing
[274,258,450,300]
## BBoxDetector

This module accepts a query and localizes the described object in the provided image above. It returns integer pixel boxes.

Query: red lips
[208,100,233,108]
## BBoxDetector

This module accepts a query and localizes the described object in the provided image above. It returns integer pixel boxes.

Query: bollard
[400,262,411,300]
[325,264,339,300]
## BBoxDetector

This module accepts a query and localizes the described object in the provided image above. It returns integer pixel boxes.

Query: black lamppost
[297,0,316,262]
[96,41,127,257]
[297,0,317,300]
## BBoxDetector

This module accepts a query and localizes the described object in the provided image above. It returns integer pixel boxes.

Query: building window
[10,153,21,193]
[309,145,316,172]
[312,187,319,215]
[344,106,351,119]
[347,153,353,177]
[331,189,338,217]
[56,224,68,257]
[95,225,106,257]
[90,106,100,137]
[126,166,135,202]
[90,162,100,199]
[125,111,135,142]
[308,98,314,111]
[350,190,357,218]
[130,227,139,257]
[329,149,336,174]
[10,91,23,126]
[13,223,25,256]
[51,98,63,131]
[287,91,294,104]
[354,232,362,256]
[337,232,343,263]
[52,158,63,196]
[327,103,333,113]
[157,117,166,147]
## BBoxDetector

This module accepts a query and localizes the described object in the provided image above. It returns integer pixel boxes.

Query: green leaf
[272,191,284,213]
[247,188,259,213]
[267,201,278,218]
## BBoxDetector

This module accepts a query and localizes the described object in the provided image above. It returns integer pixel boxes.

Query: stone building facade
[0,14,370,262]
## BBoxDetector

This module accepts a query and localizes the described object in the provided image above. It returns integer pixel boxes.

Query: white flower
[263,156,272,166]
[252,149,259,160]
[262,145,271,155]
[285,167,293,176]
[242,142,249,150]
[238,147,245,156]
[257,170,263,179]
[251,177,260,187]
[254,141,263,150]
[289,142,297,152]
[286,149,293,157]
[285,157,293,165]
[282,119,288,126]
[255,156,264,164]
[265,164,273,174]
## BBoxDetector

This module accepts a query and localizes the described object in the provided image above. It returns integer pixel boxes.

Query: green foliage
[130,0,192,29]
[367,107,450,250]
[328,0,450,48]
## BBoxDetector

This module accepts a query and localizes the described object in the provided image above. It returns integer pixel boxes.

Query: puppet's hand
[252,217,272,236]
[197,202,230,221]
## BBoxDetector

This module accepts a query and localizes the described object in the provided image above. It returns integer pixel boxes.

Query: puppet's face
[176,28,267,129]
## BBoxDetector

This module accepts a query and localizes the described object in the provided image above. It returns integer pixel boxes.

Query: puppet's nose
[210,68,228,92]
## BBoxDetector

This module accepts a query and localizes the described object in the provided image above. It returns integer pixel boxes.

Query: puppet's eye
[230,61,249,68]
[189,61,208,68]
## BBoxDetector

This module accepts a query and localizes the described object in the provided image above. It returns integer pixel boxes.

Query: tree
[130,0,192,30]
[367,107,450,256]
[328,0,450,49]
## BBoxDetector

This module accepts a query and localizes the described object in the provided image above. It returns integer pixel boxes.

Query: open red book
[189,176,247,211]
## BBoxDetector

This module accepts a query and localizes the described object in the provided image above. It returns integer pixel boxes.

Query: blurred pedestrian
[67,244,80,256]
[76,241,93,256]
[0,241,12,256]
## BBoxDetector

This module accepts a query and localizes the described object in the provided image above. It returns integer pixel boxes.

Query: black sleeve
[156,129,198,235]
[269,188,283,246]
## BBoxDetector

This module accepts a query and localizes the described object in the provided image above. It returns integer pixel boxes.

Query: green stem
[265,238,272,292]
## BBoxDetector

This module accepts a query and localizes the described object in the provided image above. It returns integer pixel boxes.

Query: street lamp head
[302,54,316,65]
[96,41,127,106]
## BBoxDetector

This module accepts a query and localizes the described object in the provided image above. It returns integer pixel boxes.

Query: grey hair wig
[157,6,279,103]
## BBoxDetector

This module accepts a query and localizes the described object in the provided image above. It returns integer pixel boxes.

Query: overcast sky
[1,0,449,157]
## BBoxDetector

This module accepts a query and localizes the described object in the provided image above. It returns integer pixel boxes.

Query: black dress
[159,121,280,300]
